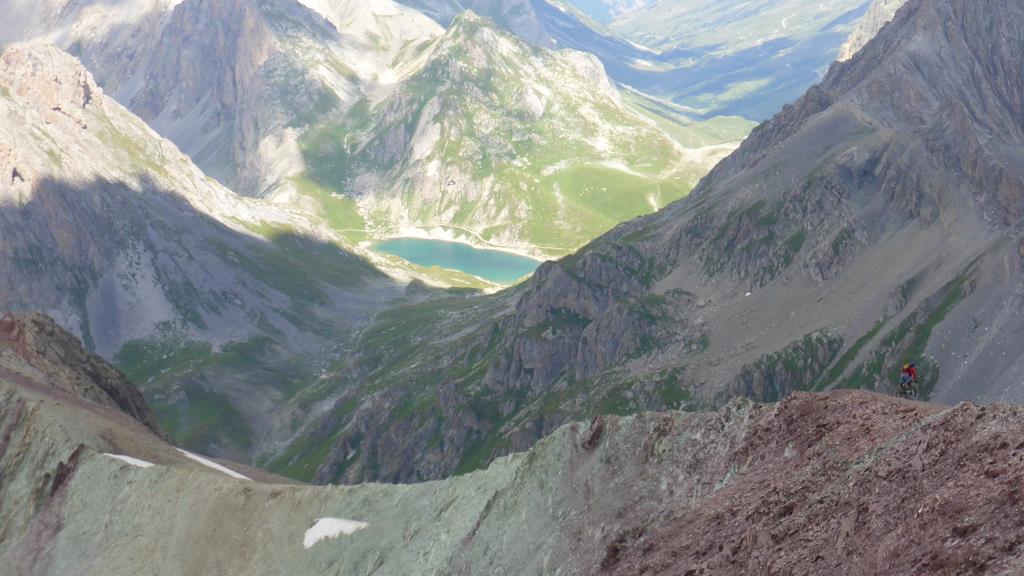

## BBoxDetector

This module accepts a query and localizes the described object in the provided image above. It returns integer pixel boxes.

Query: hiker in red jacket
[899,363,918,398]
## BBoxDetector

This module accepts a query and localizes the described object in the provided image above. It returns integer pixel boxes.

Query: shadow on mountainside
[0,174,400,464]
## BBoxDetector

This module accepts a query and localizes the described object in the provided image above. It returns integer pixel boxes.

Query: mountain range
[4,0,1024,572]
[1,0,754,260]
[398,0,876,120]
[0,0,1020,503]
[271,0,1024,484]
[0,0,873,466]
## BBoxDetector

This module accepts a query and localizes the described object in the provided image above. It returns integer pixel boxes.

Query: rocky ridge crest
[4,329,1024,576]
[0,313,162,435]
[839,0,909,61]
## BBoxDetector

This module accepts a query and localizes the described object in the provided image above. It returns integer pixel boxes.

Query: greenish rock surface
[0,313,759,575]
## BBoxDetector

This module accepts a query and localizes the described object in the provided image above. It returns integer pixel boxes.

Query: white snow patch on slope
[176,448,251,480]
[303,517,369,549]
[104,453,155,468]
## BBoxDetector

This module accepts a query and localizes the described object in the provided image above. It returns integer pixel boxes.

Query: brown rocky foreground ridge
[603,392,1024,576]
[2,313,1022,574]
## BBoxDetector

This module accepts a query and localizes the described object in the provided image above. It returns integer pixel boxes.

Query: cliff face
[839,0,909,61]
[1,0,444,195]
[3,325,1024,576]
[130,0,275,187]
[0,313,163,436]
[296,0,1024,484]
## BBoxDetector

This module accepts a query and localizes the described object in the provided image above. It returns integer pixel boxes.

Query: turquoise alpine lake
[373,238,543,284]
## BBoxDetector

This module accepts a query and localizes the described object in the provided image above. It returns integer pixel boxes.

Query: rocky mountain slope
[301,12,739,255]
[3,320,1023,574]
[2,0,744,258]
[400,0,872,120]
[0,43,405,462]
[0,313,163,436]
[0,0,442,195]
[131,0,444,195]
[839,0,909,60]
[276,0,1024,484]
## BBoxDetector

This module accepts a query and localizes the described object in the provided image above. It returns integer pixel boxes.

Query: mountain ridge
[284,0,1024,484]
[0,313,164,437]
[299,10,740,256]
[3,319,1024,574]
[400,0,873,120]
[1,0,748,259]
[839,0,909,60]
[0,42,408,463]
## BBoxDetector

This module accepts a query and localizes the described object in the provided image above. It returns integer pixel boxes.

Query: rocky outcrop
[0,313,163,436]
[839,0,909,61]
[727,331,843,402]
[604,392,1024,575]
[0,46,101,128]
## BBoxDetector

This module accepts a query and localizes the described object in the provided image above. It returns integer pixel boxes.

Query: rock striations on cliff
[0,313,163,436]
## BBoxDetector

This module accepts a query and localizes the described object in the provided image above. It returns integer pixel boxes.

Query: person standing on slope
[899,363,918,398]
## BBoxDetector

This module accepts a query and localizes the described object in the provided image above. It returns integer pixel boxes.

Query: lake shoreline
[387,225,564,261]
[369,237,544,285]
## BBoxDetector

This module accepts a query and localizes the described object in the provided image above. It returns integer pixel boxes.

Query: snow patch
[303,517,369,549]
[104,453,155,468]
[176,448,251,480]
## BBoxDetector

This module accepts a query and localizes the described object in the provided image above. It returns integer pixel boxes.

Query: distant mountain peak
[839,0,908,61]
